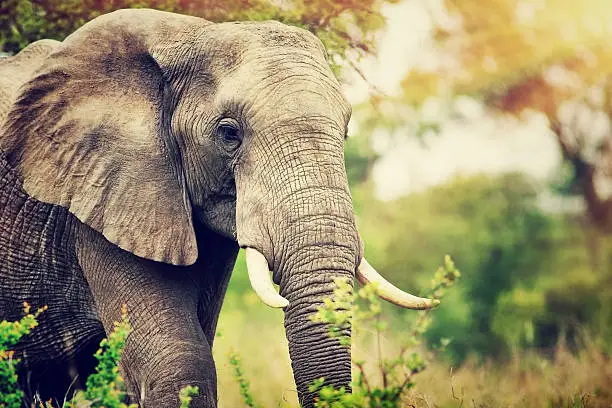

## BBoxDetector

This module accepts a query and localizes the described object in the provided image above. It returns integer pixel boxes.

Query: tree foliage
[354,172,612,361]
[399,0,612,233]
[1,0,399,74]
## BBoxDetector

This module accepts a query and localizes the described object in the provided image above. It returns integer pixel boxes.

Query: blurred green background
[3,0,612,406]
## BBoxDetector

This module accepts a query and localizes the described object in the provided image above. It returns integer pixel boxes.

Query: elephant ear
[1,9,208,265]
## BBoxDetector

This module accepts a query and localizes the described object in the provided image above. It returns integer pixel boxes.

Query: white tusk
[356,258,439,310]
[245,248,289,308]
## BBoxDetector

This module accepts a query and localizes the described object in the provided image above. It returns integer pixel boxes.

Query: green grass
[214,255,612,407]
[215,308,612,407]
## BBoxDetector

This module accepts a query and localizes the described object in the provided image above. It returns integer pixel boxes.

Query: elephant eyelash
[216,118,243,149]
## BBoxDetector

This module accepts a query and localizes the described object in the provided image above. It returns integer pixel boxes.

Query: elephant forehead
[215,20,324,53]
[253,23,323,52]
[193,22,325,78]
[215,76,349,127]
[214,54,350,120]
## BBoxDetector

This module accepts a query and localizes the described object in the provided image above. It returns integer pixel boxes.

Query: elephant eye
[216,119,242,149]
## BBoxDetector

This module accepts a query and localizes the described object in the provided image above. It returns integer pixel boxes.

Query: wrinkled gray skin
[0,8,361,408]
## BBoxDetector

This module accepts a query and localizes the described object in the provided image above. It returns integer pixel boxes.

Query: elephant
[0,8,436,407]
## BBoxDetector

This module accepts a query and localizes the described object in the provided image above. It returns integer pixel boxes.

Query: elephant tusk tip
[396,296,440,310]
[412,297,439,310]
[267,297,290,308]
[256,293,289,309]
[357,257,443,310]
[254,290,289,309]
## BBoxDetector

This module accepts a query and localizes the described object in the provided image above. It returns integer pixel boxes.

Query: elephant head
[1,9,435,406]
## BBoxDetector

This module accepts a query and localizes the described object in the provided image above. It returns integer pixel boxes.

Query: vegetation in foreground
[218,253,611,408]
[218,300,612,408]
[1,255,461,408]
[0,303,46,408]
[1,252,610,408]
[0,305,198,408]
[0,256,460,408]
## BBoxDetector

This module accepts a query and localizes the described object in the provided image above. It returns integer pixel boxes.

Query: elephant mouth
[193,193,238,239]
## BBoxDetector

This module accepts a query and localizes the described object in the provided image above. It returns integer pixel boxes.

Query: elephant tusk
[245,248,289,308]
[356,258,439,310]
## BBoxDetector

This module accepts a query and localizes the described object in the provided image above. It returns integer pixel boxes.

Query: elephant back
[0,39,59,126]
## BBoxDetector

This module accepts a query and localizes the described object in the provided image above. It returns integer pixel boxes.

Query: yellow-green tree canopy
[399,0,612,231]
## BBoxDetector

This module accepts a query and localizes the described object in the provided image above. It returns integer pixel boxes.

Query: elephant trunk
[235,103,361,406]
[271,190,359,406]
[279,240,356,407]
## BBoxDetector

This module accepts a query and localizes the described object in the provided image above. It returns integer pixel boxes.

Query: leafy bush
[178,386,200,408]
[228,256,460,408]
[308,255,460,408]
[70,305,136,408]
[0,303,46,408]
[0,304,198,408]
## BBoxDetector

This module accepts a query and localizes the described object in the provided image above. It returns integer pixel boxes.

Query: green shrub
[0,303,198,408]
[70,305,136,408]
[0,303,46,408]
[179,385,200,408]
[309,255,460,408]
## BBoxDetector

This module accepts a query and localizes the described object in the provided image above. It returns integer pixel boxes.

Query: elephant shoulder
[0,147,76,264]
